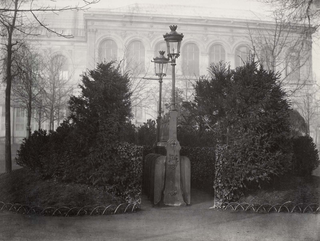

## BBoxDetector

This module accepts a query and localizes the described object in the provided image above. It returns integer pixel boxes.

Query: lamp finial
[169,25,177,31]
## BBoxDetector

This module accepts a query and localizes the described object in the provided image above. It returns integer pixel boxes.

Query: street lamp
[162,25,187,206]
[163,25,184,110]
[152,50,169,148]
[147,25,190,206]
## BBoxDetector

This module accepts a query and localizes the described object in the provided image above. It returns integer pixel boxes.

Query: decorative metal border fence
[2,200,319,216]
[215,202,320,214]
[0,201,140,216]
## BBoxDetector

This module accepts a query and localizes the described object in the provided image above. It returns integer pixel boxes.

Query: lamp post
[164,25,183,110]
[152,51,169,149]
[162,25,185,206]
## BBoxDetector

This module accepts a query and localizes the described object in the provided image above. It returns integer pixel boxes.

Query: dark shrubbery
[180,147,215,190]
[136,119,157,146]
[193,62,293,203]
[16,62,142,203]
[73,142,143,203]
[16,129,49,170]
[292,136,320,177]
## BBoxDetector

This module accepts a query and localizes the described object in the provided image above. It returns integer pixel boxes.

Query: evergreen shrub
[201,62,294,203]
[16,129,49,171]
[16,62,143,203]
[292,136,320,177]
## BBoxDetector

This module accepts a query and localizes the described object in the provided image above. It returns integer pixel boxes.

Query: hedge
[214,142,292,203]
[16,131,144,204]
[181,146,215,190]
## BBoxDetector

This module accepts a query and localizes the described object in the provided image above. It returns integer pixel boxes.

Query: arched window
[126,40,145,74]
[235,45,250,67]
[155,41,171,76]
[209,44,226,65]
[98,39,117,62]
[182,43,199,76]
[286,50,300,82]
[260,47,273,71]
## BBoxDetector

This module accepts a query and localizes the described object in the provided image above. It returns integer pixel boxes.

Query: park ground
[0,189,319,241]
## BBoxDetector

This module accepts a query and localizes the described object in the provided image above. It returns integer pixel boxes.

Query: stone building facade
[0,3,315,143]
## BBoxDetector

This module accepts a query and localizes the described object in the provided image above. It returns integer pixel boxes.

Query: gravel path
[0,189,319,241]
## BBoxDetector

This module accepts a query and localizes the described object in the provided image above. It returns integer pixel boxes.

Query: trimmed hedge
[214,141,292,203]
[83,142,143,204]
[16,131,144,204]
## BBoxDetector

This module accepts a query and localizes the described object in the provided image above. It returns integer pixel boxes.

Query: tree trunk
[26,82,32,138]
[5,66,12,173]
[38,99,42,130]
[5,0,19,173]
[27,103,32,139]
[50,105,54,131]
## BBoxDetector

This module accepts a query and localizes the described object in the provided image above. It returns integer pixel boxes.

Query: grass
[0,168,122,208]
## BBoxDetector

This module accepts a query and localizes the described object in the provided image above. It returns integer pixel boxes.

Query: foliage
[136,119,157,146]
[16,129,50,171]
[180,147,215,190]
[194,62,293,202]
[77,142,143,203]
[171,95,216,147]
[0,168,120,208]
[69,61,132,145]
[182,63,233,146]
[292,135,320,177]
[178,124,217,147]
[289,109,308,137]
[16,62,143,203]
[119,121,138,144]
[40,121,79,180]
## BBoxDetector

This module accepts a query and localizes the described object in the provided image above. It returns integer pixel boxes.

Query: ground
[0,189,319,241]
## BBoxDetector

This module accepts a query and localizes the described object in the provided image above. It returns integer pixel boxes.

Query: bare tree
[248,11,314,96]
[123,44,152,109]
[0,0,99,173]
[260,0,320,28]
[11,43,44,138]
[112,44,154,124]
[296,88,320,135]
[41,53,74,131]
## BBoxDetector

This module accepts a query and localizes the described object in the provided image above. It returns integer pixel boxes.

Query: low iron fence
[0,201,140,216]
[214,201,320,214]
